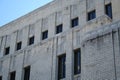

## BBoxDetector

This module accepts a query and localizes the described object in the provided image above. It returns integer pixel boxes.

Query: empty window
[24,66,31,80]
[16,42,22,50]
[58,54,66,80]
[74,49,81,75]
[28,36,34,45]
[105,3,112,19]
[56,24,63,34]
[4,47,10,55]
[10,71,16,80]
[0,76,2,80]
[71,17,79,27]
[42,30,48,40]
[88,10,96,21]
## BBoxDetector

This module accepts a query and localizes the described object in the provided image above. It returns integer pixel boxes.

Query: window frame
[74,48,81,75]
[28,36,34,45]
[105,3,112,19]
[4,46,10,55]
[0,76,2,80]
[10,71,16,80]
[87,10,96,21]
[58,54,66,80]
[71,17,79,28]
[23,66,31,80]
[42,30,48,40]
[16,41,22,51]
[56,24,63,34]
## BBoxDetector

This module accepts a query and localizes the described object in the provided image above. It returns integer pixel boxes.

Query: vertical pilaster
[63,6,71,31]
[10,31,17,54]
[112,0,120,21]
[0,36,6,56]
[0,37,2,58]
[114,28,120,80]
[15,53,24,80]
[34,19,42,44]
[48,13,56,38]
[52,37,58,80]
[79,0,87,26]
[66,31,73,80]
[96,0,105,17]
[22,26,29,49]
[2,58,10,80]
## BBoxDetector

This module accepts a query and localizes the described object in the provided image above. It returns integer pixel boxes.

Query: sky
[0,0,53,26]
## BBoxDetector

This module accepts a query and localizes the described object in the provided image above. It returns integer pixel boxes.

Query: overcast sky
[0,0,53,26]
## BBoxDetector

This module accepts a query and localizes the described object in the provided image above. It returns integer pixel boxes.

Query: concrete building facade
[0,0,120,80]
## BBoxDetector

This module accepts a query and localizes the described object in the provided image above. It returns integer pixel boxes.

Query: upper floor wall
[0,0,120,35]
[0,0,120,57]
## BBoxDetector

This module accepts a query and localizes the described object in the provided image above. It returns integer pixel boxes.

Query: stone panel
[71,4,79,19]
[30,41,53,80]
[10,32,17,54]
[82,34,116,80]
[48,13,56,38]
[0,36,6,56]
[2,58,10,80]
[0,37,2,58]
[0,61,2,75]
[63,6,71,31]
[56,11,63,25]
[57,34,66,55]
[73,29,81,49]
[29,24,35,37]
[15,53,24,80]
[5,35,11,47]
[42,17,49,32]
[87,0,95,11]
[22,26,29,48]
[17,29,23,42]
[9,55,16,71]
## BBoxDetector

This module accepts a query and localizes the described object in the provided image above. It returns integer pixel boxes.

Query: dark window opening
[0,76,2,80]
[71,17,79,27]
[58,54,66,80]
[88,10,96,21]
[74,49,81,75]
[10,71,16,80]
[28,36,34,45]
[16,42,22,50]
[105,3,112,19]
[4,47,10,55]
[24,66,31,80]
[42,30,48,40]
[56,24,63,34]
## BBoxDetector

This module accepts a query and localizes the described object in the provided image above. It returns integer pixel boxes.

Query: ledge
[81,19,120,45]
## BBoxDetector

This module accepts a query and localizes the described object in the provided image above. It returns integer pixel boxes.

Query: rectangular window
[42,30,48,40]
[4,47,10,55]
[88,10,96,21]
[58,54,66,80]
[71,17,79,27]
[74,49,81,75]
[28,36,34,45]
[24,66,31,80]
[0,76,2,80]
[10,71,16,80]
[56,24,63,34]
[105,3,112,19]
[16,42,22,50]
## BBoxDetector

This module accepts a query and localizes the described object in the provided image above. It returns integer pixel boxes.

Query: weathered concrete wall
[0,0,120,80]
[81,20,120,80]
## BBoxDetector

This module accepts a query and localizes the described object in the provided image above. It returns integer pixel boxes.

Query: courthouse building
[0,0,120,80]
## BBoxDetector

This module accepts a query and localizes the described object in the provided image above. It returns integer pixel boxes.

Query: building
[0,0,120,80]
